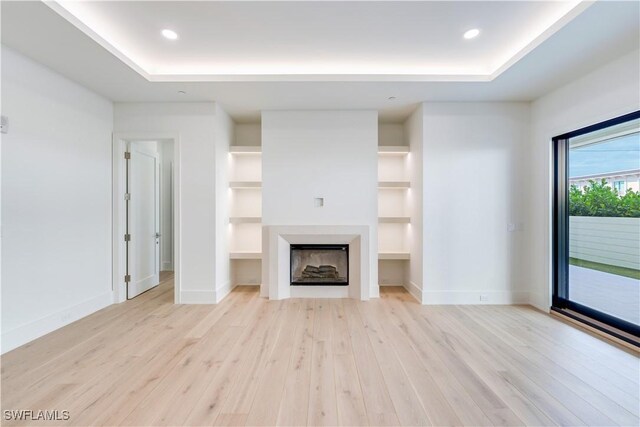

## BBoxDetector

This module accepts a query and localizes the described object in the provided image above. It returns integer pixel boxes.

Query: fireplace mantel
[261,225,373,300]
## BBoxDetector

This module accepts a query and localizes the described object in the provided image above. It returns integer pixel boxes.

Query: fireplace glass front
[290,244,349,286]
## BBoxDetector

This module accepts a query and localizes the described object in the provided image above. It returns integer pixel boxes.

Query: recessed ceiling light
[463,28,480,40]
[162,29,179,40]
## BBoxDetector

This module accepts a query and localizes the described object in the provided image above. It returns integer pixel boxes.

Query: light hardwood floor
[2,273,639,426]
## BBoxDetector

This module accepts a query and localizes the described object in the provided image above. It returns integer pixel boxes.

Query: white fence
[569,216,640,270]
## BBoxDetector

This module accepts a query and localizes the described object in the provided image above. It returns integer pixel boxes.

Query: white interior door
[128,141,160,298]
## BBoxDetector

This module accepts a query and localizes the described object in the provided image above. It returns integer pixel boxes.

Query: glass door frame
[552,110,640,342]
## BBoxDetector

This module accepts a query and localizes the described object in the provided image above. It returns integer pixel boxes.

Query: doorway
[552,110,640,344]
[113,134,178,303]
[126,141,160,298]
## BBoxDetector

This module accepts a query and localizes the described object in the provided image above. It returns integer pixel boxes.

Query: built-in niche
[290,244,349,286]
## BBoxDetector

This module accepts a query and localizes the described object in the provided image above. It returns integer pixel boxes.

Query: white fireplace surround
[261,225,372,300]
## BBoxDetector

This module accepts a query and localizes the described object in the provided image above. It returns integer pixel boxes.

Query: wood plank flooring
[1,274,638,426]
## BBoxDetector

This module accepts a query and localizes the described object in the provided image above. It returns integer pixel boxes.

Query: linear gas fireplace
[290,244,349,286]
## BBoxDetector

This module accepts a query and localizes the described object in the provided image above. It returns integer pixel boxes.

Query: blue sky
[569,133,640,178]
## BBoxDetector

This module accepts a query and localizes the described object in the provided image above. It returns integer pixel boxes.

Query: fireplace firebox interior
[290,244,349,286]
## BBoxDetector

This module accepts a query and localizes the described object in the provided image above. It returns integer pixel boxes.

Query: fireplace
[290,244,349,286]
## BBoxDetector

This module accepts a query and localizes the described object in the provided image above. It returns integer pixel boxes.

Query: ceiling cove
[44,0,592,83]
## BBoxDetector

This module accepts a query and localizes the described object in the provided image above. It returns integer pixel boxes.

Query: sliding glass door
[553,111,640,342]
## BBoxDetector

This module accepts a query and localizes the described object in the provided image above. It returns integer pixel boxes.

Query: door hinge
[124,233,131,242]
[124,193,131,201]
[124,151,131,160]
[124,274,131,283]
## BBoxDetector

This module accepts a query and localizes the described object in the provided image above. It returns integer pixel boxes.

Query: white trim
[162,261,174,271]
[179,282,235,304]
[421,290,530,305]
[215,281,235,303]
[529,291,549,312]
[290,286,349,299]
[112,132,181,304]
[404,281,423,303]
[370,285,380,298]
[1,292,113,354]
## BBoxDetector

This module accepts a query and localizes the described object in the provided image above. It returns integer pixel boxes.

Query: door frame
[112,132,181,304]
[551,110,640,342]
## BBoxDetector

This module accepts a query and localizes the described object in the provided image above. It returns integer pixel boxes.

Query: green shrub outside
[569,179,640,218]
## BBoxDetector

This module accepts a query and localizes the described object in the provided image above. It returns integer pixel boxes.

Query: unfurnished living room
[1,1,639,426]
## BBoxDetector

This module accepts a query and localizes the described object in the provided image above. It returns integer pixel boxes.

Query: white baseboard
[214,281,235,303]
[404,281,423,303]
[179,282,235,304]
[528,291,549,312]
[1,291,113,354]
[370,285,380,298]
[162,261,174,271]
[421,290,530,305]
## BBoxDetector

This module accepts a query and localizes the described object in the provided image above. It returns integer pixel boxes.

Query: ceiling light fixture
[178,90,186,94]
[162,29,179,40]
[388,96,397,101]
[463,28,480,40]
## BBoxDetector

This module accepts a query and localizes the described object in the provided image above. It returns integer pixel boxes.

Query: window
[553,111,640,344]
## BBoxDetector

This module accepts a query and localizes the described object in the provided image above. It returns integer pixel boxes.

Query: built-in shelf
[378,145,410,154]
[230,252,262,260]
[378,181,410,189]
[230,181,262,189]
[229,146,262,154]
[230,217,262,224]
[379,217,410,223]
[378,252,410,260]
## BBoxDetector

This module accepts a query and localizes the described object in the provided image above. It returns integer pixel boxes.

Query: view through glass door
[553,111,640,343]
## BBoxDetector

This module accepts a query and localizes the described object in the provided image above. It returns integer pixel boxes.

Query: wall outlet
[479,294,489,302]
[507,222,524,232]
[314,197,324,207]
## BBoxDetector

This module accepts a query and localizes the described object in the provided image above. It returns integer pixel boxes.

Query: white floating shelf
[229,146,262,154]
[229,181,262,189]
[379,217,410,224]
[229,217,262,224]
[379,252,411,260]
[378,181,410,189]
[230,252,262,260]
[378,146,410,154]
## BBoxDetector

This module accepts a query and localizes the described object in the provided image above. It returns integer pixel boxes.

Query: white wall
[378,123,404,146]
[529,50,640,311]
[235,123,261,146]
[214,105,233,298]
[405,105,424,301]
[159,140,174,271]
[1,46,113,352]
[420,102,530,304]
[261,110,379,294]
[114,102,231,303]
